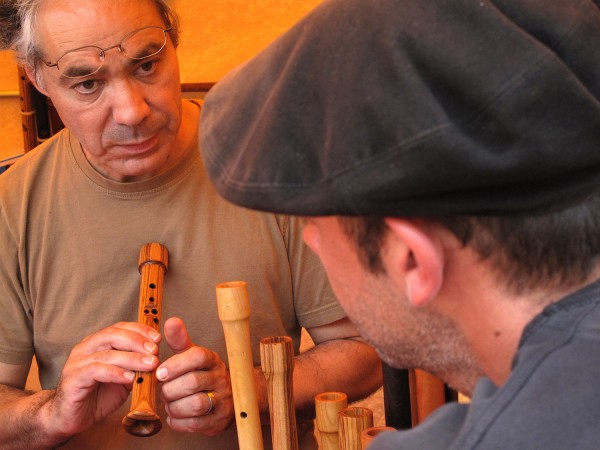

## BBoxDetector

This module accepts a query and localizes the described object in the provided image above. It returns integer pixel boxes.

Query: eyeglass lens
[55,26,169,78]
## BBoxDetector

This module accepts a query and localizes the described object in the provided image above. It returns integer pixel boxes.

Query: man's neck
[439,250,600,387]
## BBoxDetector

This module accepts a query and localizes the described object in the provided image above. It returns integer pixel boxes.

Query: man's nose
[110,79,151,126]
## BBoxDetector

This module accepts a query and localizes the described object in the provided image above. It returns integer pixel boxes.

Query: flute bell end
[122,412,163,437]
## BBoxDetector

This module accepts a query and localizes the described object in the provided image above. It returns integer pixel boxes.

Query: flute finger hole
[136,377,144,383]
[149,283,156,289]
[240,412,248,419]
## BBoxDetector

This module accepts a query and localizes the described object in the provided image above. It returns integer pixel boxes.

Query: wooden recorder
[122,243,169,437]
[216,281,265,450]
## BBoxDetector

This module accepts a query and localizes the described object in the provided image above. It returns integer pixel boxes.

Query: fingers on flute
[113,321,162,343]
[64,350,160,382]
[63,324,162,384]
[75,322,161,355]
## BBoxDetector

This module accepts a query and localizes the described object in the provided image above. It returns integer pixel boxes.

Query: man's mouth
[116,133,160,154]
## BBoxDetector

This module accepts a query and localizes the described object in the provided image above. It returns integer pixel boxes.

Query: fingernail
[156,367,168,380]
[148,330,161,341]
[144,341,157,353]
[124,371,135,380]
[142,355,156,365]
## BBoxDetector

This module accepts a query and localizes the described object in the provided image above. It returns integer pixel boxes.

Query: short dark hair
[340,191,600,296]
[339,216,388,276]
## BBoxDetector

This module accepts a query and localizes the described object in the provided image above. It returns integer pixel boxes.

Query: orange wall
[0,0,323,160]
[0,51,22,161]
[175,0,322,83]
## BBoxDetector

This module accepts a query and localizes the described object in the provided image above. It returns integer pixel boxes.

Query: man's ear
[383,218,444,307]
[23,65,49,96]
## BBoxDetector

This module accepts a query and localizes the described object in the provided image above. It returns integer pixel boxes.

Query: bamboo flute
[122,243,168,437]
[260,336,298,450]
[216,281,264,450]
[315,391,348,450]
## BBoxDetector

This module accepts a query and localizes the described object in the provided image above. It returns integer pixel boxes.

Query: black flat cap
[201,0,600,217]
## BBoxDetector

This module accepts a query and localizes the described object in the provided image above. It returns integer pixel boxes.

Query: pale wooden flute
[216,281,264,450]
[315,391,348,450]
[122,243,168,437]
[260,336,298,450]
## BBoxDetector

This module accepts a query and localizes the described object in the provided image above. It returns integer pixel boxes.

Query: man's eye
[73,79,99,94]
[138,59,157,74]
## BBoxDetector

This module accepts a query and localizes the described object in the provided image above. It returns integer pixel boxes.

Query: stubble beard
[345,272,482,395]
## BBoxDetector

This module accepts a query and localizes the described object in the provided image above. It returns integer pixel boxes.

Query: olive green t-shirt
[0,116,344,449]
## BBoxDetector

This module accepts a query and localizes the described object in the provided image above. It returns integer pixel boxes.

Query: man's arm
[255,317,382,422]
[0,322,162,450]
[0,362,65,450]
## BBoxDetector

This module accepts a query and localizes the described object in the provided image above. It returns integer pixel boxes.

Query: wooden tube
[18,66,37,152]
[216,281,264,450]
[409,368,447,426]
[260,336,298,450]
[361,426,396,449]
[339,406,374,450]
[315,392,348,450]
[123,243,169,437]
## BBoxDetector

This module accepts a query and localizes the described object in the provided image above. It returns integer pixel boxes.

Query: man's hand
[157,317,235,435]
[43,322,161,439]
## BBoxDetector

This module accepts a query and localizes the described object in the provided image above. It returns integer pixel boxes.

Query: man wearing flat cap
[200,0,600,447]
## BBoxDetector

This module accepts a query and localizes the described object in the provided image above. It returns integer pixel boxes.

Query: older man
[0,0,382,448]
[200,0,600,448]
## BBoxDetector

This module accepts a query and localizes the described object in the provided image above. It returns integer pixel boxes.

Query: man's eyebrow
[128,41,164,60]
[62,64,98,78]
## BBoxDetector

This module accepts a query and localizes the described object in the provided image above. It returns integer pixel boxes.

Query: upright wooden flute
[122,243,169,437]
[216,281,264,450]
[260,336,298,450]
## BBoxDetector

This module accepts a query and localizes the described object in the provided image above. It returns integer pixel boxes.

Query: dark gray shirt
[373,279,600,449]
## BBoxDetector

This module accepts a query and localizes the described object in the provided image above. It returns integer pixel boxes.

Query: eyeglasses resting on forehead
[43,26,172,79]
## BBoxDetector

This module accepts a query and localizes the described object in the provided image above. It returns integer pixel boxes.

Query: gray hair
[1,0,180,71]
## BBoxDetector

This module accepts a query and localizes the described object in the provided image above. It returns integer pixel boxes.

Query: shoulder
[0,129,71,186]
[372,402,469,449]
[0,129,73,211]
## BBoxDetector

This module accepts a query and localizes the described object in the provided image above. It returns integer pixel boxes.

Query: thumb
[163,317,194,354]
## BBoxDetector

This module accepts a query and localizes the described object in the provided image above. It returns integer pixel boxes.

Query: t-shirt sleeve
[0,204,34,365]
[278,214,346,329]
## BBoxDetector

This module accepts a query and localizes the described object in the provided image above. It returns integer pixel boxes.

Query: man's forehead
[36,0,163,55]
